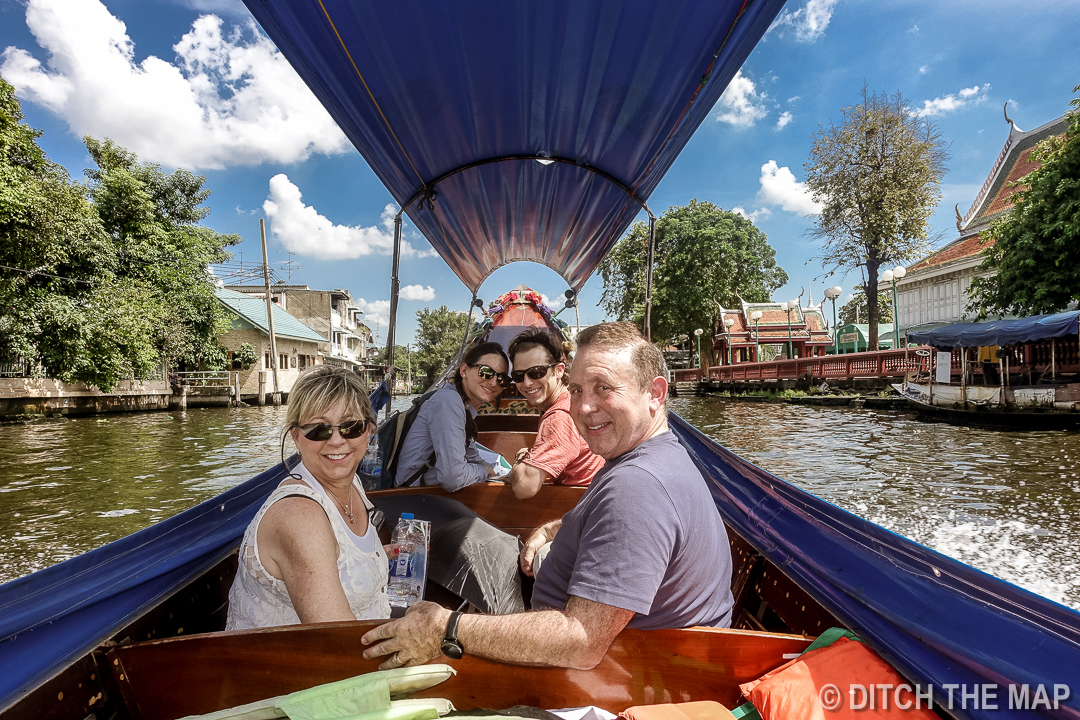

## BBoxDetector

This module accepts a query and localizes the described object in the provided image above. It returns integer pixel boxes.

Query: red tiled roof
[965,116,1069,228]
[910,233,994,272]
[721,311,748,333]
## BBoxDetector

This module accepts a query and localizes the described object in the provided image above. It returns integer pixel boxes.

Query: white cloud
[787,95,801,104]
[263,175,436,260]
[776,111,794,130]
[919,65,928,74]
[770,0,838,42]
[910,24,920,34]
[0,0,350,170]
[354,299,391,337]
[715,71,769,127]
[170,0,248,16]
[916,83,991,117]
[732,206,772,223]
[539,294,565,313]
[756,160,822,217]
[400,285,436,302]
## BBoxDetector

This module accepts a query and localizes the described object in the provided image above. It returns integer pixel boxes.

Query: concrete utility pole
[260,219,281,405]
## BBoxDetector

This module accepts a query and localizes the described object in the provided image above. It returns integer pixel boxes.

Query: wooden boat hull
[109,622,812,720]
[896,383,1080,430]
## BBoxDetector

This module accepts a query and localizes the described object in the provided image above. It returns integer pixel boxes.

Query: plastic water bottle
[360,433,381,478]
[387,513,429,609]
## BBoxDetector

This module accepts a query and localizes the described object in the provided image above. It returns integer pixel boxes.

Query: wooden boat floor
[109,621,812,720]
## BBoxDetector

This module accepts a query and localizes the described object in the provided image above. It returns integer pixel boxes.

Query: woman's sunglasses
[471,363,512,389]
[298,419,369,441]
[511,362,560,384]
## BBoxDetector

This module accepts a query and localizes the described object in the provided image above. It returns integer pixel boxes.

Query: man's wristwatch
[440,610,464,659]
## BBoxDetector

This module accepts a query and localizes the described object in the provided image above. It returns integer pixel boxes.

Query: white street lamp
[723,317,735,364]
[693,328,703,369]
[823,286,842,354]
[750,310,763,361]
[890,265,906,348]
[780,302,796,359]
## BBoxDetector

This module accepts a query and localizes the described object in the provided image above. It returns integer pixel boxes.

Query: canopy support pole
[644,212,656,342]
[1052,338,1056,380]
[385,211,404,419]
[456,292,480,377]
[960,347,967,408]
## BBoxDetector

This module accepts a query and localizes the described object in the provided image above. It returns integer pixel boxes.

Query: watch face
[441,640,464,660]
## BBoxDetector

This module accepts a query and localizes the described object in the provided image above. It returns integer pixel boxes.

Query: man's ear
[647,375,668,411]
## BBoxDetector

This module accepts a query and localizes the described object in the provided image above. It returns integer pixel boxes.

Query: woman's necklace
[325,484,354,524]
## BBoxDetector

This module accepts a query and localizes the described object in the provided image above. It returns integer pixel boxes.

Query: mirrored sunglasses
[471,363,512,388]
[298,419,369,441]
[511,362,560,384]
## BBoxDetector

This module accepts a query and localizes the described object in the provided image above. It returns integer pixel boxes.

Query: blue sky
[2,0,1079,344]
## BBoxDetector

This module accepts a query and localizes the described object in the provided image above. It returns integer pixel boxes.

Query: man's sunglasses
[511,362,560,384]
[471,363,512,388]
[298,419,369,441]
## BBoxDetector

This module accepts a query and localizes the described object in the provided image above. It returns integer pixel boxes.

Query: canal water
[2,398,1078,611]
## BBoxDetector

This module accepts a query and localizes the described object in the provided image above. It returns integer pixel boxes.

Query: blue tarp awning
[908,310,1080,349]
[240,0,787,292]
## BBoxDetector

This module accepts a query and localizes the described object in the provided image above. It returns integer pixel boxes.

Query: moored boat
[898,310,1080,429]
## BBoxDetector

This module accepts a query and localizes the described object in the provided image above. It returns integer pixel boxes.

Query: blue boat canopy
[241,0,786,292]
[908,310,1080,349]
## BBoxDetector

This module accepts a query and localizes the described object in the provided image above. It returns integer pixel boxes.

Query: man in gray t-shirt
[530,430,732,629]
[363,322,733,670]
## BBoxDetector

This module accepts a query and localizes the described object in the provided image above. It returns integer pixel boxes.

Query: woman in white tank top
[226,366,390,629]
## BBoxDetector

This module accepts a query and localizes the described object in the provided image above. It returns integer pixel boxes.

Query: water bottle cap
[401,512,414,520]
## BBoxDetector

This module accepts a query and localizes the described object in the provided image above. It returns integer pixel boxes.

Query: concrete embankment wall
[0,378,234,419]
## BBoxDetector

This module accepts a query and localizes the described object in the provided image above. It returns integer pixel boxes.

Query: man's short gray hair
[575,322,667,399]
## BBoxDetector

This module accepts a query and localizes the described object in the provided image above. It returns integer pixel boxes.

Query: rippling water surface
[669,397,1080,610]
[3,398,1079,610]
[0,398,415,584]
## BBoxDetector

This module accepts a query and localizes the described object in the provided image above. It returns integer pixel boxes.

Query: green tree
[805,87,949,350]
[83,137,239,370]
[0,76,156,389]
[968,86,1080,318]
[599,200,787,365]
[839,288,893,325]
[413,306,469,381]
[0,77,238,389]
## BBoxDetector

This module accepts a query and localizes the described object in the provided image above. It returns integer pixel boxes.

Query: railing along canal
[674,337,1080,385]
[671,348,927,384]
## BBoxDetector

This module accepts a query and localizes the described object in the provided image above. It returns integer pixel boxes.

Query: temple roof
[962,114,1069,232]
[905,111,1068,278]
[715,298,833,347]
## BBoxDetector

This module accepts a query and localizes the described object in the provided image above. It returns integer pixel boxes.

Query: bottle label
[394,552,411,577]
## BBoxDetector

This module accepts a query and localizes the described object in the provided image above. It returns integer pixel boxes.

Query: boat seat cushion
[739,637,936,719]
[620,700,736,720]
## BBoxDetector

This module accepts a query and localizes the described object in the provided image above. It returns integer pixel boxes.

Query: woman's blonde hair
[285,365,375,431]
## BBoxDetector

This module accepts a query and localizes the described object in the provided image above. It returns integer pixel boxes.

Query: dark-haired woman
[226,365,390,630]
[394,342,510,491]
[505,328,604,499]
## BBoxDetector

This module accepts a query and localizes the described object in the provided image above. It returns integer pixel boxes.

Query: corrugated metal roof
[216,288,326,343]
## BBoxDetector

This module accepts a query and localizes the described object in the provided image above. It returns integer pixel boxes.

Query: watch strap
[444,610,462,643]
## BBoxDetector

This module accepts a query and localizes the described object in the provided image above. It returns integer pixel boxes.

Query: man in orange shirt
[505,328,604,499]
